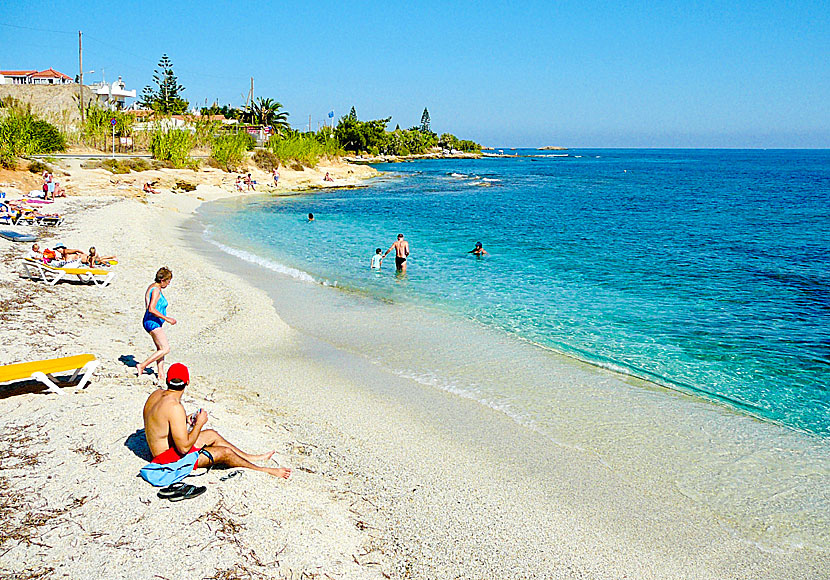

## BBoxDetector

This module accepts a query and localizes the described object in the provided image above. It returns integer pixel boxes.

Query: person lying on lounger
[54,243,87,264]
[83,246,117,267]
[142,363,291,480]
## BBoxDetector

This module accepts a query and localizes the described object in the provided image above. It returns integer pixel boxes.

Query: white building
[0,68,73,85]
[93,77,137,109]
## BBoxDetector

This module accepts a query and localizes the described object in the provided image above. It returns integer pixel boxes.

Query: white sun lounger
[0,354,99,395]
[22,258,116,287]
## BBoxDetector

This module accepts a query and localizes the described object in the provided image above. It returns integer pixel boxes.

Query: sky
[1,0,828,148]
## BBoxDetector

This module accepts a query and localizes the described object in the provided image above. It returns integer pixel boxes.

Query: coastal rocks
[173,180,196,192]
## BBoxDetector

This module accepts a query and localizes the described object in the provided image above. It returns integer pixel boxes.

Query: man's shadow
[125,428,153,461]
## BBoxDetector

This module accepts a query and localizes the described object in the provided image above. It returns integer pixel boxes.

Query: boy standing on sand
[141,363,291,481]
[383,233,409,272]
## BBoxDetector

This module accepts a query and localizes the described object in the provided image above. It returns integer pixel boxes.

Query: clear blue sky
[2,0,828,147]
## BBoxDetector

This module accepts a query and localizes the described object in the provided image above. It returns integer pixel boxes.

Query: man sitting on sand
[142,363,291,480]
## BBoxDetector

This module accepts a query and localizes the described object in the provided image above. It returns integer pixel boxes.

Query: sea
[194,148,830,549]
[199,149,829,436]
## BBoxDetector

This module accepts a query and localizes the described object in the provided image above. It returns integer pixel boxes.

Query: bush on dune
[0,107,66,169]
[149,125,196,169]
[210,132,251,171]
[267,134,326,168]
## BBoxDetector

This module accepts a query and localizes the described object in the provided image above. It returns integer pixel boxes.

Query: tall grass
[210,132,250,171]
[267,133,340,167]
[149,125,196,168]
[81,106,134,151]
[193,116,221,148]
[0,106,66,169]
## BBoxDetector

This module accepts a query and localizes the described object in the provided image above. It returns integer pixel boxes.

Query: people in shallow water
[383,233,410,273]
[468,241,488,256]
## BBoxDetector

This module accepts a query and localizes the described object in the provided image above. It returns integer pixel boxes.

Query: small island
[539,146,568,150]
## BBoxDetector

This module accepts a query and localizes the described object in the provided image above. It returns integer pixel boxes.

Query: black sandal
[157,482,188,499]
[167,484,206,502]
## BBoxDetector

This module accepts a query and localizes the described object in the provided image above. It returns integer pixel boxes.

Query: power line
[0,21,76,35]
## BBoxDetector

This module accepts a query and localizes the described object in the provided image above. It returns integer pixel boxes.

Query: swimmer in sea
[307,212,314,222]
[468,241,488,256]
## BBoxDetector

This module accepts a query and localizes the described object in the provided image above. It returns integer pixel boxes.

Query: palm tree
[247,97,291,136]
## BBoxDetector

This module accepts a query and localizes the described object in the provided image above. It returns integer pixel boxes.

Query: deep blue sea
[201,149,830,436]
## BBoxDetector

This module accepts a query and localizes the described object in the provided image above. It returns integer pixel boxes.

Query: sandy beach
[1,160,828,579]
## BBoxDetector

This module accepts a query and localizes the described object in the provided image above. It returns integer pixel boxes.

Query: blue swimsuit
[143,287,168,332]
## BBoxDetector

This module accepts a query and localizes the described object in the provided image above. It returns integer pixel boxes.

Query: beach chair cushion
[0,354,99,395]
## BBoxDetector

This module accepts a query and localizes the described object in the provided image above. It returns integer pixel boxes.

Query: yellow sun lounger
[22,258,116,287]
[0,354,99,395]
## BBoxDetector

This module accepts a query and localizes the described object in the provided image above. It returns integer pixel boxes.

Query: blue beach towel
[139,451,200,487]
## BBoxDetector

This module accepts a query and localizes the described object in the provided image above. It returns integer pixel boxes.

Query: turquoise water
[200,149,830,435]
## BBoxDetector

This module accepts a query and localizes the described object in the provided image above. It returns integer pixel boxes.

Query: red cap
[166,363,189,387]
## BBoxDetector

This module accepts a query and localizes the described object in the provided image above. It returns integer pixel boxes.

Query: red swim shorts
[151,445,200,465]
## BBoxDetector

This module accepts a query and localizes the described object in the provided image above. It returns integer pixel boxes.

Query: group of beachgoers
[26,242,116,268]
[32,171,65,200]
[136,266,290,499]
[230,169,338,194]
[234,173,257,192]
[0,199,63,226]
[368,234,487,273]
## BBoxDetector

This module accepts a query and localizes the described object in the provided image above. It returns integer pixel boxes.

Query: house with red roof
[0,68,73,85]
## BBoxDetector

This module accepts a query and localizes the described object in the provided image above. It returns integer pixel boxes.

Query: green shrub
[252,148,280,172]
[149,126,195,168]
[28,160,51,174]
[29,120,66,152]
[101,159,132,174]
[267,134,325,167]
[128,158,151,172]
[210,133,250,171]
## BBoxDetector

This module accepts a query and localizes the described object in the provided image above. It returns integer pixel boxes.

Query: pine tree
[348,106,358,121]
[420,107,431,133]
[139,54,188,114]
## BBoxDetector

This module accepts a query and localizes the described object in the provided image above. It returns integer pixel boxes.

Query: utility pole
[248,77,254,116]
[309,114,312,133]
[78,31,84,124]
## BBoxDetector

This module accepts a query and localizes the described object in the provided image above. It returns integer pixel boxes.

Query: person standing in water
[383,233,410,273]
[370,248,383,269]
[137,267,177,383]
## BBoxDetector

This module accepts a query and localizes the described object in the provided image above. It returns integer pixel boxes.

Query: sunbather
[141,363,290,480]
[143,182,160,194]
[54,243,87,264]
[83,246,117,267]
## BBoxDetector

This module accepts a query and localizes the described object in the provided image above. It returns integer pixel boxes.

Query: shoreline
[1,160,828,578]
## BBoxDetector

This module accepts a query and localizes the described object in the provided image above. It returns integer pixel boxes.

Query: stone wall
[0,84,96,127]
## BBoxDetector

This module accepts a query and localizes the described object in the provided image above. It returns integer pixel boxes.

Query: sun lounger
[22,258,116,287]
[0,354,99,395]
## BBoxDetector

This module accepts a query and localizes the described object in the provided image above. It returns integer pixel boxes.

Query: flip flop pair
[157,482,206,502]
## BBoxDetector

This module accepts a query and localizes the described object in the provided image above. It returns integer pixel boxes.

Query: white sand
[1,161,827,579]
